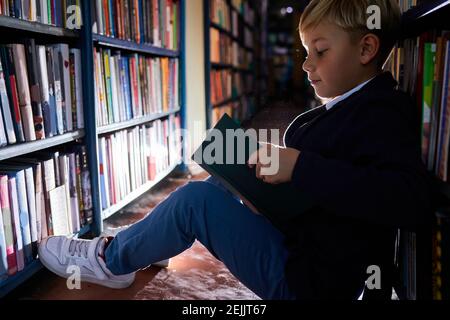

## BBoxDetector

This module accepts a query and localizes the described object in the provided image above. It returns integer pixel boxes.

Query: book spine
[5,46,25,142]
[0,57,16,144]
[25,39,45,140]
[15,170,33,264]
[37,45,53,138]
[23,167,38,258]
[71,49,84,129]
[60,44,73,132]
[8,177,25,271]
[0,175,17,276]
[51,47,64,135]
[46,47,58,137]
[68,153,80,233]
[75,151,85,226]
[42,158,56,236]
[33,162,43,243]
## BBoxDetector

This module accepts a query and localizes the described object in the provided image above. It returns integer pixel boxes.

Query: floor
[5,101,305,300]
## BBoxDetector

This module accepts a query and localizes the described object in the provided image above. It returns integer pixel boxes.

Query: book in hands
[191,114,314,227]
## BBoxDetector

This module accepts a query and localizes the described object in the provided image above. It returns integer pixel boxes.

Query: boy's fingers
[256,162,262,179]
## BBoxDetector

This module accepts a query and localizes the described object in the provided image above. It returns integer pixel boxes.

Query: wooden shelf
[0,15,79,38]
[102,162,181,220]
[211,62,252,72]
[93,34,179,57]
[0,130,85,161]
[97,109,180,135]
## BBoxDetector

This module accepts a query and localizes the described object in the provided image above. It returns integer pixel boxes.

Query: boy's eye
[317,49,328,56]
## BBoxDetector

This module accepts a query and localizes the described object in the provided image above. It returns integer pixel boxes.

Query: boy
[38,0,432,299]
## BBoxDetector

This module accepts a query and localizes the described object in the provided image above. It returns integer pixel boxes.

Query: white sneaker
[38,236,135,289]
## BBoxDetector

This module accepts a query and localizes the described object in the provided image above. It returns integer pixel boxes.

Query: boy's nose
[302,57,314,72]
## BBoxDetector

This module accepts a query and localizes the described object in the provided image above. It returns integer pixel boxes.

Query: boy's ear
[359,33,380,65]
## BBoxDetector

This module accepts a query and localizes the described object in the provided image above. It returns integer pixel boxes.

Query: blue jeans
[104,176,296,300]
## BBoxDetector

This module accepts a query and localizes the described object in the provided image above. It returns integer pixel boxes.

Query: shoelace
[68,239,90,259]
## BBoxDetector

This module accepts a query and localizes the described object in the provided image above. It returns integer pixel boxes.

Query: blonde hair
[299,0,401,68]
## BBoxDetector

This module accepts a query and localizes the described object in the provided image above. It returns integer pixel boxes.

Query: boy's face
[301,21,366,99]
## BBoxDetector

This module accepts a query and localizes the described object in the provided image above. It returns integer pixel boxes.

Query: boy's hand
[247,144,300,184]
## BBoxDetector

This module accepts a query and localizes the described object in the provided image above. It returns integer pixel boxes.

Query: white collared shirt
[325,77,375,110]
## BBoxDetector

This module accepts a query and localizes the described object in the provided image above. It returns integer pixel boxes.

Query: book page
[49,184,70,236]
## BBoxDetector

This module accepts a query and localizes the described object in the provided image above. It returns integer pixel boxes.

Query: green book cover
[192,114,314,228]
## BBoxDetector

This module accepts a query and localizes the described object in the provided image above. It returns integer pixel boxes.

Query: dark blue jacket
[282,72,433,299]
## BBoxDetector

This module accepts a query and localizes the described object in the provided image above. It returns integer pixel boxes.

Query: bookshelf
[88,0,185,231]
[204,0,267,128]
[0,0,186,298]
[386,0,450,300]
[0,1,92,298]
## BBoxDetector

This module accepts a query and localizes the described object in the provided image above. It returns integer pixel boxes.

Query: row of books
[92,0,179,50]
[210,0,231,31]
[0,0,82,29]
[398,0,418,13]
[0,146,92,281]
[387,0,448,301]
[244,26,253,49]
[211,95,254,126]
[0,41,84,147]
[210,0,253,40]
[210,69,232,106]
[232,72,254,97]
[93,48,179,127]
[98,115,181,210]
[230,0,255,26]
[268,32,294,46]
[210,69,254,106]
[272,54,291,65]
[388,32,450,180]
[210,27,253,68]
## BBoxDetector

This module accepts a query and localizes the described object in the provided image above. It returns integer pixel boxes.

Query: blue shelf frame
[92,34,180,57]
